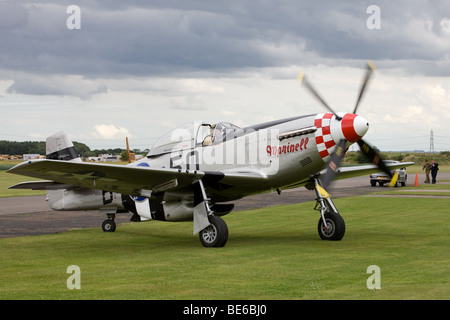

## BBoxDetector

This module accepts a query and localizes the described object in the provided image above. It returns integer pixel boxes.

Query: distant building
[23,154,43,160]
[87,154,119,162]
[100,154,119,162]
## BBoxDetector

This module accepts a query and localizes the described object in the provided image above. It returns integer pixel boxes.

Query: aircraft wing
[282,161,415,191]
[8,180,74,190]
[8,159,271,196]
[7,159,209,196]
[8,159,414,198]
[330,161,415,180]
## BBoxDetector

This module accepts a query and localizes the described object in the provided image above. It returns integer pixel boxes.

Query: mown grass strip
[0,196,448,300]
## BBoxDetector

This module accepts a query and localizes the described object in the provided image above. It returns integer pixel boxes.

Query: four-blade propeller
[299,61,396,189]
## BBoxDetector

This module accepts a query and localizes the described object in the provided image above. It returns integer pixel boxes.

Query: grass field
[0,170,45,198]
[0,196,449,300]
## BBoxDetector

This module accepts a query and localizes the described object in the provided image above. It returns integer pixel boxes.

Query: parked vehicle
[370,166,407,187]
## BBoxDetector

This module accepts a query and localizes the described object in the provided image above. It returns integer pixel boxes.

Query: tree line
[0,140,130,158]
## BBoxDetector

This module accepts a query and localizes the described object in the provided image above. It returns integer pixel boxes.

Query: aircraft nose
[341,113,369,142]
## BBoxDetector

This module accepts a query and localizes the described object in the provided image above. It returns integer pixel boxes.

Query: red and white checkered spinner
[314,112,369,162]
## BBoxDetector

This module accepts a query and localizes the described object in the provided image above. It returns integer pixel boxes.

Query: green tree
[120,150,129,162]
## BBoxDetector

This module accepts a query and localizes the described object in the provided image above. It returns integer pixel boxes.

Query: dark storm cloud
[1,0,449,97]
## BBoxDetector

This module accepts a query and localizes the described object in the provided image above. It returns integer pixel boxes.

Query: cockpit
[200,122,241,146]
[147,121,241,157]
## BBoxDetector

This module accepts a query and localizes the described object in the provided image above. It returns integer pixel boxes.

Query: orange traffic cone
[414,173,419,187]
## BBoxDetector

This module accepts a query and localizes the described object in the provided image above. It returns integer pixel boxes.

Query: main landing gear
[312,178,346,241]
[195,179,229,247]
[199,215,229,247]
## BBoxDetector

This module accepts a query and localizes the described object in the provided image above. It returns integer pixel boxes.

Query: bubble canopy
[147,121,240,157]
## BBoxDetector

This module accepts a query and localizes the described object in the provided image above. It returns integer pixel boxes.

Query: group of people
[422,159,439,184]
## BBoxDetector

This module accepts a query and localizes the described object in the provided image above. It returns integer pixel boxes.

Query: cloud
[93,124,132,140]
[0,2,28,28]
[6,73,107,99]
[1,1,450,151]
[0,79,15,97]
[2,0,449,87]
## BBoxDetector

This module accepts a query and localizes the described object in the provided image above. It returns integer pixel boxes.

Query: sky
[1,0,450,152]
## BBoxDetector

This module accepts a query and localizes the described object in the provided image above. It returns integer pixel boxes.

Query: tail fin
[46,131,81,161]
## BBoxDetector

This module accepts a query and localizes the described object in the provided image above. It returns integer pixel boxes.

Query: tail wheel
[199,216,228,247]
[102,219,116,232]
[318,212,345,240]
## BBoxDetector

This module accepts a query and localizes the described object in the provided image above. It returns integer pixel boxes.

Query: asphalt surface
[0,172,446,238]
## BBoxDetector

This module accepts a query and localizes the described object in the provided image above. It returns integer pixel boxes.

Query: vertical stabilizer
[46,131,81,161]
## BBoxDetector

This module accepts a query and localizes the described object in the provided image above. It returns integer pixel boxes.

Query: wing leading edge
[7,159,207,196]
[7,159,270,197]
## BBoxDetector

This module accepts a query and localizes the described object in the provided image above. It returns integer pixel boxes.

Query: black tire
[102,219,116,232]
[401,177,407,187]
[317,212,345,240]
[199,216,228,247]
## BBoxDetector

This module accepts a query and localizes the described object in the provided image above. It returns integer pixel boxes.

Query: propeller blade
[352,60,375,114]
[321,139,347,189]
[357,138,392,178]
[298,72,342,120]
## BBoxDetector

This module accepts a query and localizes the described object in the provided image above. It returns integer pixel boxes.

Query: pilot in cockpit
[213,124,225,142]
[202,123,225,146]
[202,124,215,146]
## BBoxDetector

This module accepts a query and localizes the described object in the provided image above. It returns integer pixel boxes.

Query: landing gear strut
[312,177,345,240]
[194,179,229,247]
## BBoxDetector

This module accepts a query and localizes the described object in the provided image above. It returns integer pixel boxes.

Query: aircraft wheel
[102,219,116,232]
[199,216,228,247]
[318,212,345,240]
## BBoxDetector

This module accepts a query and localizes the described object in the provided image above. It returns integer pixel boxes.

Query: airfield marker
[414,173,419,187]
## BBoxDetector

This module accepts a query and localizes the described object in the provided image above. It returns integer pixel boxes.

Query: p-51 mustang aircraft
[8,62,413,247]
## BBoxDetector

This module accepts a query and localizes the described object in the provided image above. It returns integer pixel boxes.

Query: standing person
[430,160,439,184]
[422,159,431,183]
